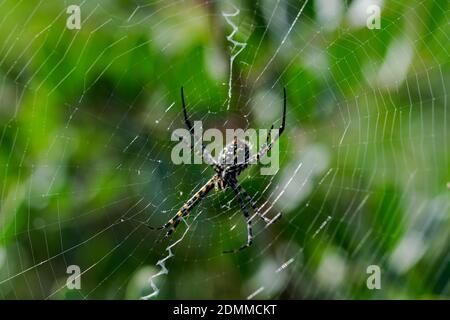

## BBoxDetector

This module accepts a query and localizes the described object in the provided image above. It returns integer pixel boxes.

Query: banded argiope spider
[138,87,286,253]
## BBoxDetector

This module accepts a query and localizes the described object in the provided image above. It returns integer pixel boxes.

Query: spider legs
[127,176,216,240]
[223,183,253,253]
[235,184,278,224]
[161,177,216,239]
[123,211,183,240]
[254,87,287,162]
[223,181,282,253]
[180,87,218,169]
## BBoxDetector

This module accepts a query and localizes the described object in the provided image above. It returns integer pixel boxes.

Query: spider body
[215,138,251,189]
[142,87,287,253]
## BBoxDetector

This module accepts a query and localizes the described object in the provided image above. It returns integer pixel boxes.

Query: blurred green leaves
[0,0,449,299]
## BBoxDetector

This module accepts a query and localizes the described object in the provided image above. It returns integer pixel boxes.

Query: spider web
[0,0,449,299]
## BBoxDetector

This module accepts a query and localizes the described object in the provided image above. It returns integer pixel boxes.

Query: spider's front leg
[162,176,217,239]
[254,87,287,162]
[180,87,219,171]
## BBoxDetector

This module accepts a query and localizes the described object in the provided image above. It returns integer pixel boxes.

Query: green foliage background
[0,0,448,299]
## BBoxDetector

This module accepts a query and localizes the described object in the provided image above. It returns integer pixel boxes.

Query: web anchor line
[222,3,247,110]
[141,218,191,300]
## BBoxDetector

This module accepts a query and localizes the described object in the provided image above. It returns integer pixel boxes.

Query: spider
[138,87,286,253]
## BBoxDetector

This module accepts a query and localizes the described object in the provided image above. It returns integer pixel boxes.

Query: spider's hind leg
[235,184,282,225]
[223,183,253,254]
